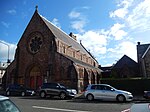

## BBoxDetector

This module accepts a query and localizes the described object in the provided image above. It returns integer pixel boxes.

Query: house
[111,55,139,78]
[137,42,150,77]
[3,7,101,93]
[99,66,112,78]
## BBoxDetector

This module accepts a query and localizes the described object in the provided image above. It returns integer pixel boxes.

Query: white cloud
[68,11,81,19]
[110,0,134,19]
[71,20,85,33]
[1,21,10,28]
[0,40,17,62]
[109,23,127,40]
[68,0,150,66]
[76,30,108,56]
[101,0,150,65]
[7,9,16,15]
[52,18,61,28]
[68,10,87,33]
[126,0,150,32]
[117,0,134,8]
[108,41,137,62]
[110,8,128,19]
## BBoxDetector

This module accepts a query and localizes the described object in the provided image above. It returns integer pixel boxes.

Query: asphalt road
[9,96,133,112]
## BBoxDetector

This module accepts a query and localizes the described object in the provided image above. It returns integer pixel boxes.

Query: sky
[0,0,150,67]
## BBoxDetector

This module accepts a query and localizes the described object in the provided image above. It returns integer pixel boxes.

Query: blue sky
[0,0,150,66]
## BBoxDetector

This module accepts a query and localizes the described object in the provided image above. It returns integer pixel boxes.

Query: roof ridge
[39,14,78,43]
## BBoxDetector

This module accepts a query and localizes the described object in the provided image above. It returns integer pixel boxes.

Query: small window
[101,85,112,91]
[63,46,65,54]
[91,85,97,89]
[73,51,75,57]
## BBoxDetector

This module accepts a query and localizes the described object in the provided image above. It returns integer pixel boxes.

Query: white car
[122,103,150,112]
[84,84,133,102]
[0,95,21,112]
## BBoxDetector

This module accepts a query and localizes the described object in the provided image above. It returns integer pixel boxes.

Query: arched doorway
[91,72,95,84]
[83,68,89,89]
[29,66,42,89]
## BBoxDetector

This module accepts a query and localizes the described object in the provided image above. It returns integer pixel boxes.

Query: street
[10,96,133,112]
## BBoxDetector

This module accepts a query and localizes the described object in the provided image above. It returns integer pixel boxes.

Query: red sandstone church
[3,8,101,93]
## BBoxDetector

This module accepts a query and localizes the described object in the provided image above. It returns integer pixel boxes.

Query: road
[9,96,133,112]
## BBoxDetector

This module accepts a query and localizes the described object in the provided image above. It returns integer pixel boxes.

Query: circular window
[28,32,43,54]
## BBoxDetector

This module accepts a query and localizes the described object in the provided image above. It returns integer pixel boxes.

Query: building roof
[26,10,101,73]
[142,45,150,59]
[113,55,138,69]
[40,15,91,58]
[99,66,112,72]
[63,54,101,72]
[137,42,150,59]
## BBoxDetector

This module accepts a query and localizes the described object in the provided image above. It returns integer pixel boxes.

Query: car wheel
[87,94,94,101]
[117,95,126,102]
[6,91,10,96]
[40,91,46,98]
[21,92,25,96]
[59,92,66,99]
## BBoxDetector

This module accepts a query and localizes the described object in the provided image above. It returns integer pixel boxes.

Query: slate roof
[113,55,138,69]
[137,43,150,59]
[142,45,150,58]
[40,15,91,58]
[36,11,100,72]
[100,66,112,72]
[63,54,101,72]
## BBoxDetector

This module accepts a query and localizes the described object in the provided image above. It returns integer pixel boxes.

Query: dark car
[6,84,35,96]
[38,83,77,99]
[143,91,150,99]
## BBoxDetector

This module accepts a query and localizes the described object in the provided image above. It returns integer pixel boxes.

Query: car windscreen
[0,99,20,112]
[59,84,66,89]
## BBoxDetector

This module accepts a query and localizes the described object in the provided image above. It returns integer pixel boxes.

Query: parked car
[84,84,133,102]
[6,84,36,96]
[121,103,150,112]
[38,83,77,99]
[143,91,150,99]
[0,95,21,112]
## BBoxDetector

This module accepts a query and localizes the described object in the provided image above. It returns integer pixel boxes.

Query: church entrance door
[29,66,42,89]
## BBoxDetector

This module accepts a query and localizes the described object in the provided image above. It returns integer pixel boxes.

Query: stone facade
[137,42,150,77]
[4,9,101,93]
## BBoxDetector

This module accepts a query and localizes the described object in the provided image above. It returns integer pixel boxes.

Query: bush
[101,78,150,95]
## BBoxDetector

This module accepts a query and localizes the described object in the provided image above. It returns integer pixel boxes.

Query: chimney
[69,32,77,40]
[137,42,140,45]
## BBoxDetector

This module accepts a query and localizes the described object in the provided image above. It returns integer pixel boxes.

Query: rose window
[28,32,43,54]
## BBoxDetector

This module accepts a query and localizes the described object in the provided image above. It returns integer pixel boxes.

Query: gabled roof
[142,45,150,59]
[113,55,138,69]
[99,66,112,72]
[39,14,91,58]
[137,43,150,59]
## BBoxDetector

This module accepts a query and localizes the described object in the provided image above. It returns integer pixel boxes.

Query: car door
[47,83,60,95]
[92,85,104,99]
[11,85,20,95]
[101,85,117,100]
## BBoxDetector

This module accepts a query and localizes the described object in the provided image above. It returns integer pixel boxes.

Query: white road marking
[32,105,92,112]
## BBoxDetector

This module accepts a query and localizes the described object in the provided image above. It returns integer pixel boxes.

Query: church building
[4,8,101,93]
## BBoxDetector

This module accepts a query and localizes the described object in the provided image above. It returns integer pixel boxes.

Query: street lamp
[0,41,10,63]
